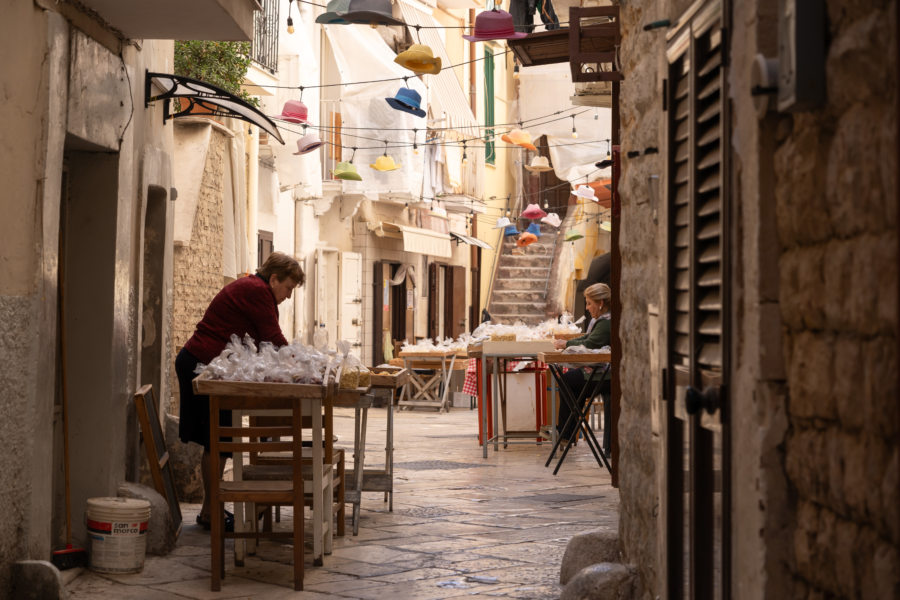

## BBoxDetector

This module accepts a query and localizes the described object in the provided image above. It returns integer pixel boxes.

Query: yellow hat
[500,128,537,151]
[370,155,402,171]
[394,44,442,75]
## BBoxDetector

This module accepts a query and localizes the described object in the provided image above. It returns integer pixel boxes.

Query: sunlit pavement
[67,405,618,599]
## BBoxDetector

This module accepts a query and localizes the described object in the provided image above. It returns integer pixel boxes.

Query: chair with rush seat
[208,394,308,591]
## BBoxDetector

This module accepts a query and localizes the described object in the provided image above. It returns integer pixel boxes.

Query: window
[484,47,496,165]
[258,230,274,268]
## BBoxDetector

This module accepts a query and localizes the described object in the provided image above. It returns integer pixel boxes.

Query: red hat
[279,100,309,124]
[462,9,528,42]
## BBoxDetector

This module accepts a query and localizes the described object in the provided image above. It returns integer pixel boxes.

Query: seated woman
[552,283,611,452]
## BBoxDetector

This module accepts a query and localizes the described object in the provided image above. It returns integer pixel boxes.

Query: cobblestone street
[66,406,619,599]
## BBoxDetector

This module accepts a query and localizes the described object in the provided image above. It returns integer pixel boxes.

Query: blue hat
[503,225,519,236]
[385,88,426,118]
[526,222,542,237]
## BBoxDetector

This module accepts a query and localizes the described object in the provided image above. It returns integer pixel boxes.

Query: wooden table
[193,376,368,565]
[470,341,556,458]
[397,349,462,412]
[537,352,612,474]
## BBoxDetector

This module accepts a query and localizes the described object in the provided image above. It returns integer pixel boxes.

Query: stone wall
[616,1,667,596]
[169,128,228,415]
[775,3,898,598]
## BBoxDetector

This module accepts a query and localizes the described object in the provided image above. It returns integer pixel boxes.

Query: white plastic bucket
[85,497,151,573]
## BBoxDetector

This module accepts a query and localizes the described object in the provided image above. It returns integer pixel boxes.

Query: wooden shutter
[664,2,730,597]
[446,265,466,339]
[428,262,438,339]
[667,3,726,374]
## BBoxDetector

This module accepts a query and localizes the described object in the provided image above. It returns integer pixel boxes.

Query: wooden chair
[208,394,307,591]
[243,414,346,540]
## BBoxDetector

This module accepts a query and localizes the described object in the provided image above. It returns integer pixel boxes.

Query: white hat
[571,184,597,201]
[293,133,324,155]
[524,155,553,173]
[493,216,512,229]
[540,212,562,228]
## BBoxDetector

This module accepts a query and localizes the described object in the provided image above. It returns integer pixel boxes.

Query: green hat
[333,161,362,181]
[564,228,584,242]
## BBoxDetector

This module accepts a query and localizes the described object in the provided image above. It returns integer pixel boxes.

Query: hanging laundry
[509,0,560,33]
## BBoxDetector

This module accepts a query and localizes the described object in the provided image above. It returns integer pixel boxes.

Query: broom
[51,250,87,570]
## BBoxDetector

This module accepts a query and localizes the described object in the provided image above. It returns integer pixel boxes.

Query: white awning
[381,222,452,258]
[450,231,493,250]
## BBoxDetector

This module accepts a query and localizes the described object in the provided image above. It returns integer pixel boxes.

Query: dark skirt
[175,348,232,453]
[557,367,611,450]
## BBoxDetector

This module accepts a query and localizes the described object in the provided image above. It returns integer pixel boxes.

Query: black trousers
[509,0,560,33]
[557,368,611,453]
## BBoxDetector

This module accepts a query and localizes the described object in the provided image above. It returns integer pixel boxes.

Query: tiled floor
[67,405,618,599]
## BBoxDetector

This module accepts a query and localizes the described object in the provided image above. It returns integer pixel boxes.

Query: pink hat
[279,100,309,124]
[520,203,547,219]
[462,9,528,42]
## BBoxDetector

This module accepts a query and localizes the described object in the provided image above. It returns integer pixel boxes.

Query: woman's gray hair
[584,283,611,305]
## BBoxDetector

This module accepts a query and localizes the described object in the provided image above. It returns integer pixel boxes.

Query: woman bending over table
[552,283,611,451]
[175,251,304,531]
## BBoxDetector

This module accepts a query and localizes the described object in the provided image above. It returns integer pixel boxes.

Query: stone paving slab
[66,406,618,599]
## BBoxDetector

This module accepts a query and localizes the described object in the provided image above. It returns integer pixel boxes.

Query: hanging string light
[571,114,578,139]
[461,140,468,165]
[287,0,295,33]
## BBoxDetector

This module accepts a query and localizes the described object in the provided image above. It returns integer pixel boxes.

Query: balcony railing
[252,0,279,74]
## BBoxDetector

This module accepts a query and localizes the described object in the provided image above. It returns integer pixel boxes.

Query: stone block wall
[774,2,899,598]
[168,129,228,415]
[616,1,667,596]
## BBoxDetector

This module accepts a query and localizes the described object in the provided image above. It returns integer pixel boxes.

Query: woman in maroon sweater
[175,251,304,530]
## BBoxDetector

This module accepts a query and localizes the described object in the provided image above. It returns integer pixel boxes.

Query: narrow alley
[65,406,618,599]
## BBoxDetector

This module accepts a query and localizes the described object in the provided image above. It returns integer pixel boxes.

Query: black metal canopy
[145,72,284,144]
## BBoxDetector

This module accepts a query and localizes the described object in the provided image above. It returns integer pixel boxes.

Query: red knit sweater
[183,274,288,364]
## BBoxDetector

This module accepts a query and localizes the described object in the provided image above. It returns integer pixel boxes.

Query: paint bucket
[85,497,151,573]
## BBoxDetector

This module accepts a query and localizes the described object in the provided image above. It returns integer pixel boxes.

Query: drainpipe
[247,125,259,272]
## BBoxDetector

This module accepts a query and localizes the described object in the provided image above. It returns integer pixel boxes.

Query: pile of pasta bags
[196,334,342,384]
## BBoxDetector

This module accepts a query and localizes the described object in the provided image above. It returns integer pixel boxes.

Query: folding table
[538,351,612,474]
[397,349,459,412]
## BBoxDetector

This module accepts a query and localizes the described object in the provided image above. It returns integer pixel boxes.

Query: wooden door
[445,265,466,339]
[428,262,438,339]
[315,248,339,345]
[664,1,731,598]
[372,261,392,364]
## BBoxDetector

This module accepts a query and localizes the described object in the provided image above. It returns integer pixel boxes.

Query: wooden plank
[193,373,326,398]
[538,352,612,364]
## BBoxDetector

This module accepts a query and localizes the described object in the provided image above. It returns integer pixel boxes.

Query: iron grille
[252,0,279,74]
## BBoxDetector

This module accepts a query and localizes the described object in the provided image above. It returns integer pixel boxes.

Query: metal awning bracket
[144,71,284,144]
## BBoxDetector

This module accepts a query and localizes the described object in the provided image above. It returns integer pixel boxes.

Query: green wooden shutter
[484,47,495,165]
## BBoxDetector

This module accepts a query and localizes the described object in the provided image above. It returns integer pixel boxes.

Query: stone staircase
[487,223,559,325]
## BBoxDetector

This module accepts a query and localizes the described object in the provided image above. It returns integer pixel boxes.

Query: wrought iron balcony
[252,0,279,74]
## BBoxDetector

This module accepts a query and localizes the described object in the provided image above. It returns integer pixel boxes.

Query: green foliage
[174,41,259,107]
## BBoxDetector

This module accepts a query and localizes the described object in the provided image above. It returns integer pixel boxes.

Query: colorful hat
[316,0,404,25]
[293,133,324,155]
[600,221,612,232]
[493,216,512,229]
[516,232,538,247]
[525,222,542,237]
[500,128,537,152]
[333,161,362,181]
[370,155,402,171]
[541,212,562,228]
[564,229,584,242]
[385,87,426,117]
[394,44,442,75]
[503,224,520,236]
[571,184,597,201]
[520,203,547,219]
[462,9,528,42]
[279,99,309,124]
[524,155,553,172]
